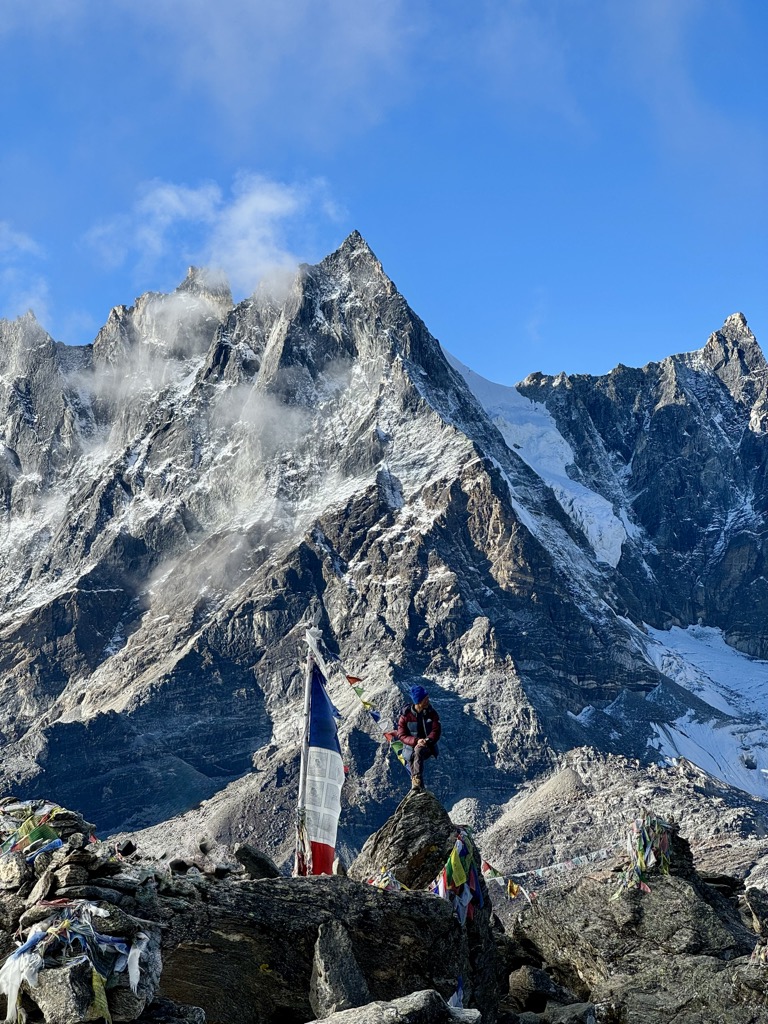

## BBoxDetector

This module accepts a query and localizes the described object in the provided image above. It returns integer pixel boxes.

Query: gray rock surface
[505,966,577,1014]
[136,997,206,1024]
[348,789,498,1022]
[3,791,768,1024]
[349,790,456,890]
[315,989,480,1024]
[28,959,109,1024]
[233,842,280,879]
[0,854,31,891]
[541,1006,595,1024]
[158,876,466,1024]
[310,920,372,1018]
[478,750,768,896]
[512,848,765,1024]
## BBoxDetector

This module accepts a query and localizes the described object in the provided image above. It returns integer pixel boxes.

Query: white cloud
[0,221,49,324]
[0,267,50,325]
[592,0,767,176]
[604,1,725,150]
[85,173,339,299]
[1,0,419,143]
[0,221,43,259]
[115,0,418,138]
[451,0,766,173]
[133,182,221,265]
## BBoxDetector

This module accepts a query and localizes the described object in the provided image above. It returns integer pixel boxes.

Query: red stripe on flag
[310,841,335,875]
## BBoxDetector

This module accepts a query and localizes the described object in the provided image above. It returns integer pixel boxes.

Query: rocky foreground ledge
[0,792,767,1024]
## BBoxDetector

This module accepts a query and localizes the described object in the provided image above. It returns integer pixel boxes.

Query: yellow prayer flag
[449,846,467,887]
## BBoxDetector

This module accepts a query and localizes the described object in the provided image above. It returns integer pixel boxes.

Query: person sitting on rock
[397,685,441,790]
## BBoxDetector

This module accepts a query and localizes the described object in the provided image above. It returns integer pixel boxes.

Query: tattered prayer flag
[448,846,467,888]
[304,665,345,875]
[318,648,409,773]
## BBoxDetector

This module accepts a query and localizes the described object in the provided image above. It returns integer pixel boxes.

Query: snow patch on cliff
[446,352,627,567]
[645,624,768,800]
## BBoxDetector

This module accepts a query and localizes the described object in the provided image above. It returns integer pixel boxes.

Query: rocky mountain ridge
[0,233,767,881]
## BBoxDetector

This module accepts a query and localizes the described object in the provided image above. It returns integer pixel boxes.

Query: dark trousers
[411,743,434,780]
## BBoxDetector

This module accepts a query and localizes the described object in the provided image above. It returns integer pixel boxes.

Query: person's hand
[416,739,428,747]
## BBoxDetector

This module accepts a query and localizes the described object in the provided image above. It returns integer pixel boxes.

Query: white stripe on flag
[305,745,344,847]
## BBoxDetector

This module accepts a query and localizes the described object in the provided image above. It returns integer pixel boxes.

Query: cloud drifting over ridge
[85,174,338,298]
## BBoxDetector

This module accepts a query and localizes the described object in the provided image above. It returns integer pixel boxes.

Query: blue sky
[0,0,765,384]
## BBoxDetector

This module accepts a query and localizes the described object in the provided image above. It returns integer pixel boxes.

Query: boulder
[744,886,768,937]
[52,865,89,888]
[543,1004,596,1024]
[505,966,576,1013]
[159,876,465,1024]
[513,867,763,1024]
[26,959,109,1024]
[316,988,481,1023]
[25,867,54,907]
[310,920,372,1018]
[348,789,499,1022]
[349,790,455,890]
[233,843,281,880]
[0,854,31,892]
[136,996,206,1024]
[109,931,163,1023]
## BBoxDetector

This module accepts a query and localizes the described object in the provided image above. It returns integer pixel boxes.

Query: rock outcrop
[349,790,498,1021]
[0,792,501,1024]
[349,790,456,890]
[509,868,766,1022]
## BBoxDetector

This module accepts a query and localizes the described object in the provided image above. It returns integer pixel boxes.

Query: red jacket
[397,703,441,755]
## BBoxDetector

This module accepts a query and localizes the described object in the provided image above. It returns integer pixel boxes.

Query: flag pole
[305,627,334,682]
[294,633,314,875]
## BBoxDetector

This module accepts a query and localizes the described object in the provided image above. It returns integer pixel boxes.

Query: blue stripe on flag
[309,665,342,755]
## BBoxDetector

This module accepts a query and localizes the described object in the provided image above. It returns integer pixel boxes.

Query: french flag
[303,664,345,874]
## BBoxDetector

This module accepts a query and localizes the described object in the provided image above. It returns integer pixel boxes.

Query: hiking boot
[411,776,423,790]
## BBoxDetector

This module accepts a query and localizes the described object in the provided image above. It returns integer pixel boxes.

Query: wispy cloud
[0,0,87,38]
[116,0,418,138]
[0,221,43,259]
[85,173,339,298]
[0,267,50,325]
[604,0,750,155]
[465,0,587,130]
[451,0,766,169]
[523,288,548,347]
[1,0,419,145]
[0,221,49,323]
